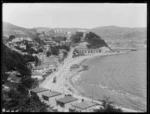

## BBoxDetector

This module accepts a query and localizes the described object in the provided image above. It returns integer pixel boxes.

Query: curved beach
[40,50,142,112]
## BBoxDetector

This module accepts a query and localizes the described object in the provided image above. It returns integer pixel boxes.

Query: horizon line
[3,21,147,29]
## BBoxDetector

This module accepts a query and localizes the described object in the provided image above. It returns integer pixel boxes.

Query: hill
[3,22,146,48]
[2,43,31,79]
[90,26,146,48]
[3,22,36,39]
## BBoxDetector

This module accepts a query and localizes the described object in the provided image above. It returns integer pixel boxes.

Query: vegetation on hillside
[53,36,67,43]
[71,32,83,43]
[2,43,50,112]
[85,32,108,49]
[94,96,123,112]
[2,87,49,112]
[46,45,70,57]
[2,43,31,79]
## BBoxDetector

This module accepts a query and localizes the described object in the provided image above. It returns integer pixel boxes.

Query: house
[27,62,36,68]
[56,95,78,112]
[19,43,26,49]
[3,82,18,91]
[42,90,62,106]
[32,66,44,73]
[30,87,49,98]
[70,100,99,112]
[31,72,43,80]
[7,74,21,83]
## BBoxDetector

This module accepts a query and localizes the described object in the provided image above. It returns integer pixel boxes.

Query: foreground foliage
[94,96,123,112]
[2,89,49,112]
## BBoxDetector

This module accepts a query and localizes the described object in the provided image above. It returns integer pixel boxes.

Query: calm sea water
[74,47,146,111]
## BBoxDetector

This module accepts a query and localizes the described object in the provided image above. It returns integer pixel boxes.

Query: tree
[94,96,123,112]
[21,77,35,89]
[71,32,83,43]
[9,35,15,41]
[85,32,108,49]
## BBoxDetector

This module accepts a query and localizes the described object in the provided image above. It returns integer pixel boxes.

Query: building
[70,100,99,112]
[77,30,87,42]
[32,66,44,73]
[30,87,49,98]
[74,42,110,56]
[31,72,43,80]
[56,95,78,112]
[19,44,26,49]
[2,82,18,91]
[42,90,62,106]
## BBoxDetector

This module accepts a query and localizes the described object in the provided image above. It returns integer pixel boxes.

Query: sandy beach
[40,49,142,112]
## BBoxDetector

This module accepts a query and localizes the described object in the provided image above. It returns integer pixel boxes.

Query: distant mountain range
[3,22,146,48]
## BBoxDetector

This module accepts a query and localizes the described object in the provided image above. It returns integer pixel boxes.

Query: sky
[3,3,147,29]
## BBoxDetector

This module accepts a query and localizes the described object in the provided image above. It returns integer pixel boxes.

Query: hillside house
[30,87,49,98]
[77,29,87,42]
[71,101,99,112]
[31,72,43,80]
[7,76,21,83]
[74,42,110,56]
[6,71,21,83]
[19,44,26,49]
[27,62,36,68]
[2,82,18,91]
[42,90,62,106]
[66,31,72,40]
[56,95,78,112]
[32,66,44,73]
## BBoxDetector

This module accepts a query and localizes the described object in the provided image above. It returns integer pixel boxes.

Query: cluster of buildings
[6,37,34,48]
[45,29,72,40]
[30,87,101,112]
[73,42,110,57]
[30,55,59,80]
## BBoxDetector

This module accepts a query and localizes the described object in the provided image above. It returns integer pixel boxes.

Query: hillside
[3,22,146,48]
[3,22,36,38]
[90,26,146,48]
[34,27,88,34]
[2,43,31,79]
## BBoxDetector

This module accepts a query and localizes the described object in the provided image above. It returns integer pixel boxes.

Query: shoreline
[65,51,143,112]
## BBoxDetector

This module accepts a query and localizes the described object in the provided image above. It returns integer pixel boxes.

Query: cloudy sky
[3,3,147,29]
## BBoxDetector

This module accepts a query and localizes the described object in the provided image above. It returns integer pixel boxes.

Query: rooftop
[33,66,44,70]
[56,96,78,104]
[72,101,98,109]
[7,76,21,83]
[30,87,49,93]
[32,72,43,76]
[42,91,62,98]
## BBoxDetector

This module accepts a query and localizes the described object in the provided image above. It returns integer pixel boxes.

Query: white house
[30,87,49,99]
[42,90,62,107]
[31,72,43,80]
[71,100,99,112]
[56,95,78,112]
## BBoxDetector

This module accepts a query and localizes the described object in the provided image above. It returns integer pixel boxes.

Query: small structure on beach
[30,87,49,98]
[56,95,78,112]
[42,90,62,106]
[70,100,99,112]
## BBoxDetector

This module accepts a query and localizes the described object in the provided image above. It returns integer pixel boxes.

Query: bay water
[73,47,146,111]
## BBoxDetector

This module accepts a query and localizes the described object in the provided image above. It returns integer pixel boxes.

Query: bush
[94,96,123,112]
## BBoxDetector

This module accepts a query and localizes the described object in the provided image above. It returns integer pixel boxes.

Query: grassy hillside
[3,22,36,38]
[3,22,146,48]
[90,26,146,48]
[91,26,146,41]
